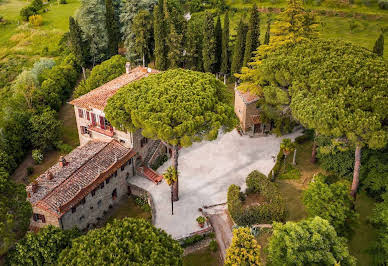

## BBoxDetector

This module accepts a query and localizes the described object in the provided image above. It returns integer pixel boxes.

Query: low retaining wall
[128,184,156,225]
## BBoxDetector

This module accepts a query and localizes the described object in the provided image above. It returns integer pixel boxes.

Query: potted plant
[196,216,206,228]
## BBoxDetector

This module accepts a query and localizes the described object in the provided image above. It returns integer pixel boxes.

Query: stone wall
[234,90,247,131]
[128,184,156,225]
[59,158,135,230]
[29,207,60,229]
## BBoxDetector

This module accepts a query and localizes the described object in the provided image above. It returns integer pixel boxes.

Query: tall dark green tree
[167,22,183,68]
[133,10,153,66]
[231,19,247,78]
[105,0,120,57]
[243,4,260,66]
[215,16,223,73]
[154,0,168,70]
[220,11,230,76]
[202,12,216,73]
[264,17,271,45]
[69,16,89,79]
[185,13,204,71]
[373,32,384,57]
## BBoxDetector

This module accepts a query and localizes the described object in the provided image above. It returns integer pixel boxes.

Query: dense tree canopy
[57,218,183,265]
[267,217,356,265]
[369,193,388,265]
[106,69,236,200]
[0,169,32,256]
[7,226,80,265]
[224,227,261,266]
[303,174,357,236]
[73,55,126,98]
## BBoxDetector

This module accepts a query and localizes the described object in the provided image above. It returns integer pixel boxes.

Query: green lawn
[183,248,220,266]
[349,192,378,266]
[106,196,152,224]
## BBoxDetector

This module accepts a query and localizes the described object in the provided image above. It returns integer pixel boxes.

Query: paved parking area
[128,129,301,239]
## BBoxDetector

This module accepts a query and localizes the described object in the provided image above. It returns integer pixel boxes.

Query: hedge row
[227,171,286,226]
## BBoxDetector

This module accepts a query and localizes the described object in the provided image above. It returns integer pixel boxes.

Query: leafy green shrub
[57,218,183,265]
[267,217,356,265]
[246,170,269,194]
[32,149,43,164]
[6,226,80,265]
[227,173,286,226]
[196,216,206,224]
[20,6,36,21]
[378,0,388,9]
[56,142,73,154]
[181,234,211,248]
[150,154,168,171]
[31,0,43,12]
[304,174,357,236]
[238,192,246,202]
[73,55,126,98]
[209,239,218,252]
[268,149,284,180]
[29,14,43,26]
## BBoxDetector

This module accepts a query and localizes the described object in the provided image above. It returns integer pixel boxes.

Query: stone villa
[234,87,269,135]
[26,65,168,231]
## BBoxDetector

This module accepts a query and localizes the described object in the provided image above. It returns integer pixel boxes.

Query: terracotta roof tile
[27,140,135,217]
[235,88,260,104]
[69,67,159,110]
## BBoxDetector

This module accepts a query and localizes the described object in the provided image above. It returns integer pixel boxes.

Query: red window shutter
[100,116,105,130]
[91,113,96,126]
[86,111,90,121]
[78,109,83,118]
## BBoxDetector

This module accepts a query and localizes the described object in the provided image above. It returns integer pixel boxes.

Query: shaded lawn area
[349,191,378,266]
[106,196,152,224]
[183,248,220,266]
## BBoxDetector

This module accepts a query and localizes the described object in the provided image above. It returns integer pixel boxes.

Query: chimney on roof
[47,171,54,180]
[125,62,131,74]
[59,156,67,168]
[32,182,38,193]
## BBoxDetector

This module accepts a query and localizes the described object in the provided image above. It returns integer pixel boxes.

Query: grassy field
[106,196,152,224]
[183,248,220,266]
[225,0,388,60]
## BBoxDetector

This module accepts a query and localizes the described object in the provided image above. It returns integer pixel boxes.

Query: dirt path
[204,205,234,263]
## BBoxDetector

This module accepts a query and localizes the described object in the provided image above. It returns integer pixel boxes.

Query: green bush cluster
[151,154,168,171]
[268,148,284,180]
[134,195,151,212]
[369,193,388,265]
[378,0,388,9]
[227,171,286,226]
[278,164,301,180]
[20,0,43,21]
[180,233,215,248]
[209,239,218,252]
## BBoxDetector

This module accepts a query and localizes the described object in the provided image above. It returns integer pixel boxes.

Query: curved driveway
[128,129,301,239]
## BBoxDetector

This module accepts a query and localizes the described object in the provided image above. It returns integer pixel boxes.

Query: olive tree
[105,69,236,201]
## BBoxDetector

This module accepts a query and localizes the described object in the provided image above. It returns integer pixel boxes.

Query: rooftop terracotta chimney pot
[32,182,38,193]
[59,156,67,168]
[125,62,131,74]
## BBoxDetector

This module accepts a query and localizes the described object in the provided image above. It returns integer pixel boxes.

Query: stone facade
[234,88,260,133]
[60,159,134,230]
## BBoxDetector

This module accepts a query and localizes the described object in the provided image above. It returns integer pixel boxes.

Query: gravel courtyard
[128,129,301,239]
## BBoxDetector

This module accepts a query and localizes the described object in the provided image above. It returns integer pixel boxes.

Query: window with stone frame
[33,213,46,223]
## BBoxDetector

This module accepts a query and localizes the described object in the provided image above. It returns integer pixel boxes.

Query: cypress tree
[264,17,271,45]
[202,12,216,73]
[105,0,119,57]
[215,16,223,73]
[69,16,89,79]
[133,10,152,67]
[243,4,260,66]
[167,22,183,68]
[373,32,384,57]
[220,11,230,75]
[154,0,168,70]
[185,13,204,71]
[231,19,247,78]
